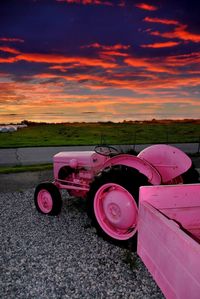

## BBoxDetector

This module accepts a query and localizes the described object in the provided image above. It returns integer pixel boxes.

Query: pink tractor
[34,144,199,244]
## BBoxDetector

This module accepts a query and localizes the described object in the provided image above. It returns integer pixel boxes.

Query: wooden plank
[139,184,200,209]
[160,207,200,232]
[138,201,200,299]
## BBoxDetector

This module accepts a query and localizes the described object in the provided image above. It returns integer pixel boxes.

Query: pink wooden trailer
[138,184,200,299]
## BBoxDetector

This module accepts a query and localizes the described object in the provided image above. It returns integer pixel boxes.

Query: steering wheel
[94,145,120,157]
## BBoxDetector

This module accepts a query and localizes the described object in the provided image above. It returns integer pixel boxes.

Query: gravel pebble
[0,189,164,299]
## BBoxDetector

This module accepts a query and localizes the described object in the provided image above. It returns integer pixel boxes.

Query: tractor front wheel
[87,166,149,244]
[34,182,62,215]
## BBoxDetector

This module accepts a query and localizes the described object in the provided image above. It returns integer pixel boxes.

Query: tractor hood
[53,151,107,169]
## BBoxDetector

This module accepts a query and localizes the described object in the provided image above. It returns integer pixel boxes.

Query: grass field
[0,121,200,148]
[0,164,52,174]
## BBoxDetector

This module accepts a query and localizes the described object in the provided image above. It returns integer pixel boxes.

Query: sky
[0,0,200,123]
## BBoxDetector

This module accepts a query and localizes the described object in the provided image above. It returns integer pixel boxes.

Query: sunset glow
[0,0,199,123]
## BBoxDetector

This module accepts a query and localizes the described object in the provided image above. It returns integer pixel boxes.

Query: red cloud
[166,52,200,67]
[82,43,130,50]
[0,46,20,54]
[135,3,158,11]
[49,65,69,72]
[82,43,130,58]
[0,57,17,63]
[0,47,117,69]
[151,24,200,43]
[17,53,117,68]
[0,37,24,43]
[141,41,181,48]
[144,17,179,26]
[124,56,176,74]
[100,50,129,57]
[143,16,200,43]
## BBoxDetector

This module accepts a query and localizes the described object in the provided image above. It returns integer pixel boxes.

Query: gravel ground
[0,189,164,299]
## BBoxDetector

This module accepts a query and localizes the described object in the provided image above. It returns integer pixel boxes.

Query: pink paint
[94,183,138,240]
[103,154,161,185]
[37,189,53,213]
[138,184,200,299]
[138,144,192,183]
[52,145,192,198]
[35,144,196,242]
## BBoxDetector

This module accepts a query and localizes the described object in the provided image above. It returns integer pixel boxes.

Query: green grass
[0,164,52,174]
[0,121,199,148]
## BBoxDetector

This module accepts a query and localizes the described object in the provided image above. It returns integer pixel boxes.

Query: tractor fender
[102,154,161,185]
[137,144,192,183]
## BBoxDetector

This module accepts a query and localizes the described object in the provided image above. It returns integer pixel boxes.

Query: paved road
[0,143,199,166]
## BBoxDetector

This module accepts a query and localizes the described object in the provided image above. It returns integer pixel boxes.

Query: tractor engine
[53,151,107,197]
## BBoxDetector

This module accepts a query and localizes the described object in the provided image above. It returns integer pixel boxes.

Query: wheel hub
[108,203,121,218]
[37,190,53,213]
[102,187,137,229]
[94,183,138,240]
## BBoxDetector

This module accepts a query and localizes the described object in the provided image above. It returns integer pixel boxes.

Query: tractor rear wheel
[87,166,149,245]
[34,182,62,215]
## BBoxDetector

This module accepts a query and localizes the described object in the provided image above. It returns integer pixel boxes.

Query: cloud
[124,56,175,74]
[0,57,17,63]
[49,65,69,72]
[0,37,24,43]
[0,47,118,69]
[0,46,21,54]
[143,16,200,43]
[82,43,130,50]
[56,0,127,6]
[56,0,113,6]
[31,64,200,97]
[82,43,130,58]
[165,52,200,67]
[1,69,199,124]
[144,17,179,26]
[151,24,200,43]
[135,3,158,11]
[141,41,181,48]
[100,50,129,57]
[17,53,118,68]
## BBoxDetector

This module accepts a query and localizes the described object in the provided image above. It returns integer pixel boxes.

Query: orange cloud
[135,3,158,11]
[141,41,181,48]
[0,56,17,63]
[33,73,60,79]
[124,56,175,74]
[83,43,130,50]
[143,16,200,43]
[82,43,130,59]
[0,37,24,43]
[0,47,118,69]
[27,54,200,95]
[100,50,129,57]
[144,17,179,26]
[1,70,199,124]
[18,53,117,68]
[0,46,20,54]
[165,52,200,67]
[49,65,69,72]
[151,24,200,43]
[1,81,198,113]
